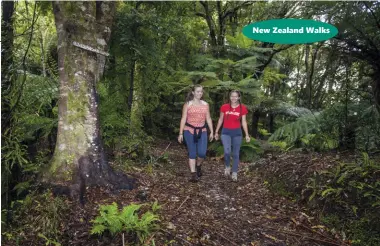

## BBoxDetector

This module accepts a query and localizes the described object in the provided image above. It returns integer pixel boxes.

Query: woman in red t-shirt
[215,90,250,181]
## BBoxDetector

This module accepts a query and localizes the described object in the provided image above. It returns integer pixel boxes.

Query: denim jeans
[184,130,207,159]
[221,134,242,173]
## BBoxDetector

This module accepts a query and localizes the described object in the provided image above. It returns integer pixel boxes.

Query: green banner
[242,19,338,44]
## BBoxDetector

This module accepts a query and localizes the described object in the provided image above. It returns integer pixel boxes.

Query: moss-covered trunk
[48,2,134,190]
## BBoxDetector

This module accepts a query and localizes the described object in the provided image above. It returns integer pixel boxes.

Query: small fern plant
[91,202,160,244]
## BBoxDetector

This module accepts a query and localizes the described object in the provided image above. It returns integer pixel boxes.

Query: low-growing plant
[91,201,161,245]
[3,190,69,244]
[306,152,380,245]
[269,141,289,152]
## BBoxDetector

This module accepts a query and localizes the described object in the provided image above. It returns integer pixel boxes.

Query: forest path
[133,140,346,246]
[61,139,347,246]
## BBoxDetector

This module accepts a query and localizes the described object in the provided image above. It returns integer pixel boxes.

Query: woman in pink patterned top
[178,85,214,182]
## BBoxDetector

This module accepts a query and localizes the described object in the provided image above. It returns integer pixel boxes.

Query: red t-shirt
[220,103,248,129]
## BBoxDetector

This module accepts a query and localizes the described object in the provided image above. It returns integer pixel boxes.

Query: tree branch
[195,12,206,18]
[221,1,254,21]
[224,2,253,20]
[333,35,379,63]
[347,18,380,55]
[362,1,380,30]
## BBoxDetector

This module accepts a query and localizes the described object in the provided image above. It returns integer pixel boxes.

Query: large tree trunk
[1,0,15,223]
[198,1,218,56]
[1,1,15,131]
[48,2,135,191]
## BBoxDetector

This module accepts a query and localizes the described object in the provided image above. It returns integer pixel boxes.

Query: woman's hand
[209,133,214,142]
[245,135,251,143]
[178,134,183,143]
[214,133,219,141]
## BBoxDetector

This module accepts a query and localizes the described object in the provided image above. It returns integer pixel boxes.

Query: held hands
[178,134,183,143]
[214,133,219,141]
[245,135,251,143]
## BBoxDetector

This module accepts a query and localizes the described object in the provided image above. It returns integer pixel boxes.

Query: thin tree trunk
[128,59,136,112]
[372,70,380,112]
[40,35,47,77]
[269,113,275,134]
[252,110,260,138]
[308,44,322,109]
[295,47,302,106]
[127,58,136,136]
[216,2,226,55]
[304,44,310,108]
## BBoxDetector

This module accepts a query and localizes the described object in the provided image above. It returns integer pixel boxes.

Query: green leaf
[321,188,336,197]
[91,224,107,235]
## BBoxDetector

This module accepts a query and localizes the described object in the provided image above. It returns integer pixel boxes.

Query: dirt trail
[133,140,346,246]
[52,140,348,246]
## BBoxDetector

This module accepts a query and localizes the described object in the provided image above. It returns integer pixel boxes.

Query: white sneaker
[224,167,231,177]
[232,172,238,182]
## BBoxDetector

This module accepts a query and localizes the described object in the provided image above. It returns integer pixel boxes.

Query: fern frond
[90,224,107,235]
[269,114,320,144]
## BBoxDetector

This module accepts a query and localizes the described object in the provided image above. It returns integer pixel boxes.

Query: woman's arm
[178,103,188,143]
[214,112,224,140]
[206,104,214,141]
[241,115,251,142]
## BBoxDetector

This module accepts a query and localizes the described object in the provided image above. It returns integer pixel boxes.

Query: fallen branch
[264,227,348,246]
[213,230,239,246]
[160,142,172,157]
[290,217,346,246]
[177,196,190,211]
[167,196,190,221]
[144,232,156,245]
[161,229,193,245]
[299,222,340,244]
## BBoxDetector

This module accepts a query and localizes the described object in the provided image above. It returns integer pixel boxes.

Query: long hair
[186,84,203,103]
[227,90,242,120]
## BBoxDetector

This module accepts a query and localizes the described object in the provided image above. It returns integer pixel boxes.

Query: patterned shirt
[184,103,208,135]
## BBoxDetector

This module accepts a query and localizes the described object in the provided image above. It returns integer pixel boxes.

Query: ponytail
[186,91,194,102]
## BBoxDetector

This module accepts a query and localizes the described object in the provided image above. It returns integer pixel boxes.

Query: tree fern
[204,59,235,74]
[234,56,261,74]
[269,114,320,144]
[269,100,380,151]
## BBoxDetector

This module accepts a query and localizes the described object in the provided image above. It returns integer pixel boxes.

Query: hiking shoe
[224,167,231,177]
[196,165,202,177]
[231,172,238,182]
[189,172,199,183]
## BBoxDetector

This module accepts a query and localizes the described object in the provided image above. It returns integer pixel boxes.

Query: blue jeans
[221,134,242,173]
[184,130,207,159]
